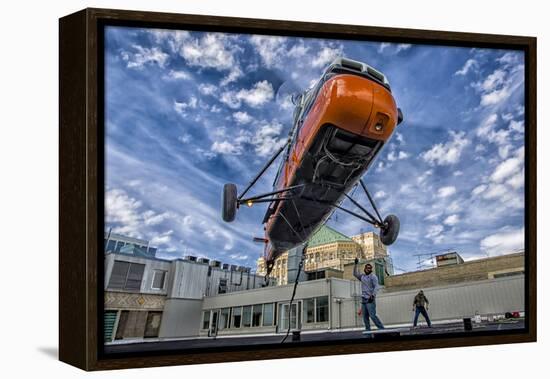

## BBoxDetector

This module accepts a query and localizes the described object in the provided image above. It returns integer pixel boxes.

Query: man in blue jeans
[353,258,385,333]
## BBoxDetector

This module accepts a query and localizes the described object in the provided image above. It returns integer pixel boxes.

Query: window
[144,311,162,338]
[262,303,274,326]
[152,270,166,289]
[252,304,263,327]
[126,263,145,290]
[218,278,227,294]
[115,310,148,339]
[242,306,252,327]
[232,307,242,328]
[105,239,116,252]
[304,298,315,323]
[115,241,126,252]
[202,311,210,330]
[316,296,329,322]
[219,308,230,330]
[108,261,145,291]
[307,271,325,281]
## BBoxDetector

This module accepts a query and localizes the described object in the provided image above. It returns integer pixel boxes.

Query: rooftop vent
[209,260,221,268]
[197,258,210,264]
[184,255,197,262]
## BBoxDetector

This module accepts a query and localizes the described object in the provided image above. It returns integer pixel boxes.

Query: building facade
[199,274,524,337]
[104,231,157,257]
[104,249,272,343]
[256,225,391,285]
[368,252,525,291]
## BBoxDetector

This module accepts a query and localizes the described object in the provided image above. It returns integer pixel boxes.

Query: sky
[104,26,525,273]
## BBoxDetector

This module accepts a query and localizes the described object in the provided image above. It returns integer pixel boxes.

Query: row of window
[201,296,329,330]
[202,303,276,330]
[107,261,167,291]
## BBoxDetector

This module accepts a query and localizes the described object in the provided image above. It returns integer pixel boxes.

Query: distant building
[256,225,392,285]
[103,236,272,343]
[104,231,157,258]
[376,252,525,292]
[199,275,524,338]
[103,234,525,344]
[435,251,465,267]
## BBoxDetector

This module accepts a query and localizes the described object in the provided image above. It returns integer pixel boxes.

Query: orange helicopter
[222,57,404,276]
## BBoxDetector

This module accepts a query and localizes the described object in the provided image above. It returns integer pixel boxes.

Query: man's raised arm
[353,258,362,280]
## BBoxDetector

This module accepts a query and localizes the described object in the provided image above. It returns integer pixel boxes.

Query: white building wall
[338,275,525,327]
[104,253,171,295]
[159,298,204,338]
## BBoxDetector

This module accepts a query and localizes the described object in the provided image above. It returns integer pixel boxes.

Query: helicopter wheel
[380,214,400,245]
[222,183,237,222]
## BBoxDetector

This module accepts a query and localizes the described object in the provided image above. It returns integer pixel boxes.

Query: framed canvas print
[59,8,536,371]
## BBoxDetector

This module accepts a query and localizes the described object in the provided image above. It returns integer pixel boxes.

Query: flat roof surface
[104,319,524,355]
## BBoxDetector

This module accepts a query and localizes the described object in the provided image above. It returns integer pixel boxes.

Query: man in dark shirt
[353,258,385,332]
[412,290,432,328]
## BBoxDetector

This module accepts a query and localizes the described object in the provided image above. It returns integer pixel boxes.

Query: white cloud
[396,44,412,53]
[378,43,411,55]
[253,121,287,157]
[481,69,506,92]
[151,230,174,246]
[121,45,169,69]
[250,35,287,68]
[178,134,191,143]
[388,150,410,161]
[198,83,217,96]
[287,41,310,58]
[506,169,524,189]
[480,227,524,256]
[395,132,405,144]
[312,46,343,68]
[163,70,191,80]
[437,186,456,198]
[454,59,478,76]
[471,184,487,196]
[233,111,253,124]
[483,183,508,199]
[471,59,524,108]
[416,170,433,185]
[481,86,512,107]
[424,212,440,221]
[105,189,142,236]
[509,120,524,133]
[179,33,242,85]
[374,191,386,199]
[421,131,469,166]
[229,254,249,261]
[143,210,173,226]
[377,43,390,53]
[426,224,444,243]
[174,97,198,115]
[443,214,460,226]
[220,80,274,109]
[149,30,190,53]
[490,152,524,183]
[476,113,498,137]
[180,33,235,70]
[211,140,243,155]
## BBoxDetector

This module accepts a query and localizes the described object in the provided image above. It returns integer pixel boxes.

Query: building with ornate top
[256,225,391,285]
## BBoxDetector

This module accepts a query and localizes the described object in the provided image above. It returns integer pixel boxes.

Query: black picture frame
[59,7,536,371]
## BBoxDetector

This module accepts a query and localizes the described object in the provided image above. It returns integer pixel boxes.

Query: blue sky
[104,26,525,272]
